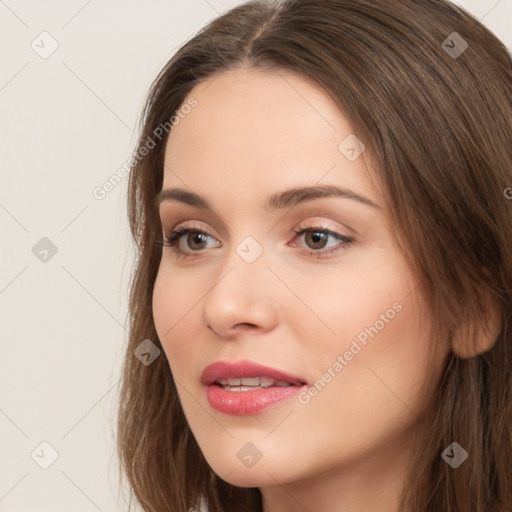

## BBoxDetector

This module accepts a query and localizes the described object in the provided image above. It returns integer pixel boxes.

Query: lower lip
[205,384,305,415]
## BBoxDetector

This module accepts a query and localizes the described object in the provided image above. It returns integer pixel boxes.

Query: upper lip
[201,360,307,386]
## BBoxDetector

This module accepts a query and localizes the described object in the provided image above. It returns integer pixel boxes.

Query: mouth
[213,376,303,391]
[200,359,307,387]
[200,360,308,415]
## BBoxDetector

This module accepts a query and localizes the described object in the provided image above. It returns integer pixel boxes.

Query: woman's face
[153,67,450,500]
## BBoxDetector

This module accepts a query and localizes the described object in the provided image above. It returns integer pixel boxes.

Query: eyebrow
[156,184,381,212]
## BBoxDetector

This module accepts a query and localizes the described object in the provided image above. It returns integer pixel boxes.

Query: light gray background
[0,1,510,510]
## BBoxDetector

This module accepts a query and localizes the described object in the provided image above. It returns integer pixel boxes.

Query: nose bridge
[201,233,277,336]
[208,234,268,305]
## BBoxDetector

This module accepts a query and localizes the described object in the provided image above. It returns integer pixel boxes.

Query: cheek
[284,246,417,356]
[290,248,435,412]
[152,270,174,343]
[287,291,435,469]
[152,265,203,366]
[152,259,209,328]
[306,284,434,421]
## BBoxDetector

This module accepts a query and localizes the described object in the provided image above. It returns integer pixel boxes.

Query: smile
[201,360,307,414]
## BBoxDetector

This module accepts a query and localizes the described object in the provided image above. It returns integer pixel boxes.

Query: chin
[211,464,278,488]
[202,447,301,488]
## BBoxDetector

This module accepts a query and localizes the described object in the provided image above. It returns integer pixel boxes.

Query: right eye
[162,225,221,259]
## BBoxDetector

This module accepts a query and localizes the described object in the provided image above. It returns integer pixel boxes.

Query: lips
[200,360,307,387]
[201,360,308,415]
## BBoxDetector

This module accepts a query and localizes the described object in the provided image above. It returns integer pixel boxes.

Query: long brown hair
[116,1,512,510]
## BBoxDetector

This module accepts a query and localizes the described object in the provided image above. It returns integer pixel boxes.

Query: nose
[202,250,279,339]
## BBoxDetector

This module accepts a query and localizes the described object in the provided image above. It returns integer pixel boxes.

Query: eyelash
[159,223,354,260]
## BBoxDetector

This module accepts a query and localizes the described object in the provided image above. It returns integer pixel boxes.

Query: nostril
[207,322,257,337]
[236,323,256,329]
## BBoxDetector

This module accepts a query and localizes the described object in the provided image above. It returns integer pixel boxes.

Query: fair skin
[152,67,451,512]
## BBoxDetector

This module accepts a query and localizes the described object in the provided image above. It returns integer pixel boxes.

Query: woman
[116,1,512,511]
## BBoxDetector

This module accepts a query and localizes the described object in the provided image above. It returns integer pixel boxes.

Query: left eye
[292,227,352,252]
[295,228,353,255]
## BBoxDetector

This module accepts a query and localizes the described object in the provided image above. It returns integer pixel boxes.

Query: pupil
[189,232,207,249]
[307,231,327,249]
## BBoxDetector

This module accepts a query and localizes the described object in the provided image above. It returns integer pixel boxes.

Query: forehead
[162,67,378,208]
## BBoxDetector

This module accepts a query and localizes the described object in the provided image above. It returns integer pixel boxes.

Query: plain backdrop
[0,1,510,510]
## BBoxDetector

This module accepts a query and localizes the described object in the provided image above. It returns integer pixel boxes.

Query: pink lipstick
[201,360,307,415]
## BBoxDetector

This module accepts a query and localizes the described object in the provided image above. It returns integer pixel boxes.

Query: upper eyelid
[158,206,233,236]
[158,202,363,236]
[169,221,220,239]
[166,216,352,234]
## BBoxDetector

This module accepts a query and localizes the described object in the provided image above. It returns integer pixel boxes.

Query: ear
[451,285,502,359]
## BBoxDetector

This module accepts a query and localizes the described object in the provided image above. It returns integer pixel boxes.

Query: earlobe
[451,290,502,359]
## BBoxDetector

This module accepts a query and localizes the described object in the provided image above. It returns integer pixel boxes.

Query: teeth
[223,386,261,392]
[214,376,297,389]
[260,377,274,388]
[240,377,260,386]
